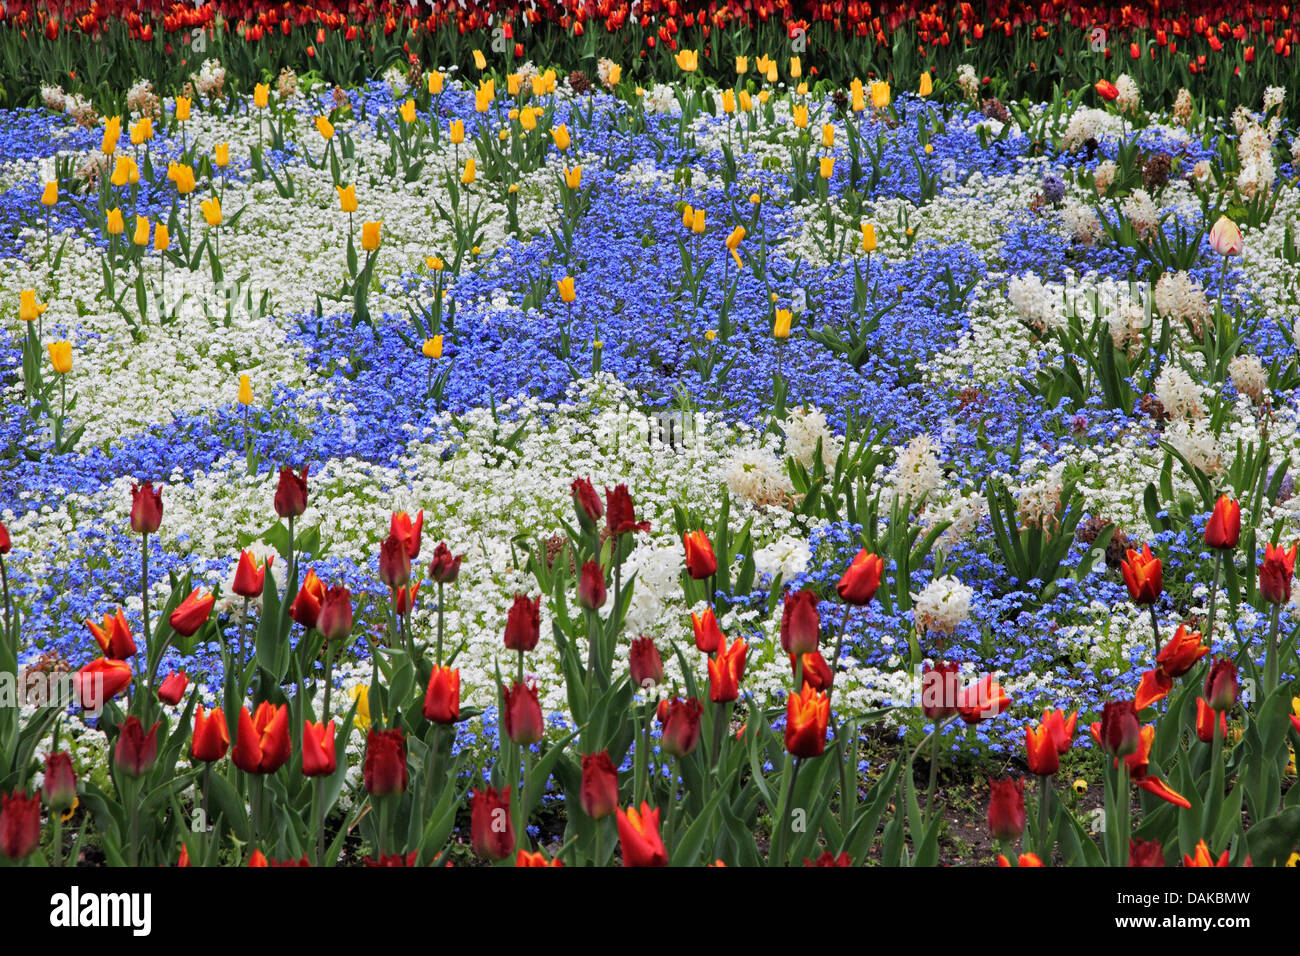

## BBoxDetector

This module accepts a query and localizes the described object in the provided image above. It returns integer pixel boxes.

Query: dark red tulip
[130,481,163,534]
[428,542,463,583]
[169,588,214,637]
[571,476,603,531]
[1128,838,1166,867]
[605,484,650,536]
[390,510,424,559]
[577,559,607,610]
[661,697,703,756]
[191,705,230,763]
[581,750,619,819]
[920,661,961,719]
[85,608,136,660]
[1259,541,1297,605]
[0,520,10,554]
[503,594,540,651]
[502,681,544,745]
[1096,699,1141,757]
[231,550,273,597]
[317,584,353,642]
[378,532,411,589]
[986,777,1025,842]
[274,466,309,518]
[0,790,41,860]
[423,665,459,724]
[1204,496,1240,550]
[471,786,514,861]
[302,720,337,777]
[114,717,160,778]
[682,530,717,579]
[691,607,724,654]
[629,636,663,687]
[157,670,189,705]
[43,753,76,815]
[363,728,408,796]
[836,549,883,605]
[1204,659,1239,712]
[780,589,820,655]
[232,702,291,774]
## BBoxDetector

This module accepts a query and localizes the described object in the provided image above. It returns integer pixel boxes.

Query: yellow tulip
[498,129,509,143]
[475,88,492,113]
[110,156,133,187]
[739,90,753,112]
[924,142,934,154]
[792,104,808,129]
[871,81,890,109]
[607,64,622,85]
[721,89,735,114]
[130,116,153,145]
[725,226,746,251]
[200,197,222,227]
[106,208,124,235]
[564,166,582,190]
[821,123,835,148]
[919,72,933,98]
[40,182,58,206]
[682,204,694,229]
[691,208,706,234]
[214,142,230,167]
[473,49,486,70]
[850,78,865,112]
[705,329,717,341]
[449,119,465,144]
[172,163,196,195]
[315,116,334,140]
[789,56,802,79]
[132,216,150,246]
[154,224,170,252]
[47,341,72,374]
[773,309,792,339]
[796,82,808,97]
[758,90,771,105]
[101,115,121,155]
[735,56,748,74]
[175,96,191,122]
[422,335,444,359]
[749,193,762,204]
[520,107,537,131]
[819,156,834,179]
[351,684,371,731]
[861,223,877,253]
[337,184,357,213]
[551,125,570,151]
[425,256,444,271]
[557,276,576,303]
[530,74,548,97]
[428,72,445,96]
[675,49,698,72]
[253,83,270,108]
[461,159,476,185]
[237,373,253,405]
[19,290,47,322]
[766,63,779,83]
[507,73,523,96]
[361,221,381,251]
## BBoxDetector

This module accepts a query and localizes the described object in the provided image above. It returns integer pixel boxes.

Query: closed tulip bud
[504,593,541,651]
[691,607,724,654]
[86,608,136,660]
[630,636,663,687]
[556,275,577,304]
[570,477,602,531]
[919,71,933,97]
[819,156,834,179]
[288,568,326,629]
[41,181,58,206]
[359,220,381,251]
[1259,541,1297,604]
[550,124,571,151]
[130,481,163,534]
[661,697,703,756]
[708,636,748,703]
[721,89,735,113]
[780,589,821,655]
[837,549,883,605]
[1128,838,1166,867]
[131,215,149,246]
[200,196,222,227]
[820,123,835,150]
[74,658,133,710]
[214,141,230,167]
[920,660,961,718]
[1195,698,1228,743]
[861,222,877,252]
[449,119,464,144]
[428,71,445,95]
[106,207,124,235]
[986,777,1025,841]
[171,163,196,195]
[773,308,792,338]
[577,559,607,610]
[231,549,271,597]
[169,588,214,637]
[739,90,753,112]
[114,717,160,778]
[1097,699,1141,757]
[0,521,9,555]
[675,48,699,72]
[253,83,270,108]
[157,670,189,706]
[317,585,353,642]
[363,728,407,795]
[154,224,170,251]
[871,81,890,108]
[102,115,121,154]
[581,750,620,819]
[0,791,41,860]
[850,78,865,111]
[378,532,411,589]
[315,115,334,140]
[399,99,416,124]
[19,289,46,323]
[683,530,717,579]
[191,705,230,762]
[43,753,77,815]
[616,802,668,866]
[503,680,544,745]
[793,650,834,691]
[423,665,460,724]
[174,96,191,121]
[110,156,132,187]
[785,684,830,758]
[471,786,514,860]
[274,465,309,517]
[461,158,476,185]
[233,702,291,774]
[428,541,463,583]
[302,720,337,777]
[789,55,802,78]
[735,55,748,74]
[1204,659,1239,711]
[766,62,779,83]
[473,48,487,70]
[475,87,492,112]
[1120,544,1162,604]
[691,207,706,234]
[47,340,72,374]
[1204,495,1240,550]
[1208,215,1242,256]
[1095,79,1119,100]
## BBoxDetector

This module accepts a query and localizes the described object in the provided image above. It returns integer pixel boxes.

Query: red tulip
[231,550,273,597]
[1204,658,1239,711]
[233,702,291,774]
[571,476,603,531]
[956,674,1011,723]
[629,636,663,687]
[0,790,41,860]
[428,542,463,583]
[516,850,563,866]
[1155,624,1209,678]
[274,466,309,518]
[581,750,619,819]
[43,753,77,815]
[1195,698,1228,744]
[390,509,424,559]
[616,802,668,866]
[363,728,408,796]
[191,705,230,762]
[605,484,650,536]
[423,665,460,724]
[784,685,830,758]
[792,650,833,691]
[1183,840,1229,866]
[0,521,9,554]
[805,851,852,866]
[1025,720,1060,775]
[317,584,353,641]
[780,589,820,655]
[74,658,132,710]
[86,608,136,660]
[836,549,883,605]
[997,852,1043,866]
[921,661,961,719]
[1259,541,1297,604]
[502,680,544,745]
[661,697,703,756]
[1095,78,1119,100]
[130,481,163,534]
[378,532,411,589]
[577,559,607,610]
[248,849,269,867]
[114,717,160,778]
[1204,495,1240,550]
[169,588,214,637]
[157,670,189,705]
[1038,708,1077,753]
[302,720,337,777]
[471,787,515,860]
[1095,699,1141,757]
[1134,668,1172,711]
[691,607,724,654]
[1129,838,1165,867]
[288,569,326,628]
[503,594,540,651]
[682,530,717,579]
[986,777,1025,841]
[364,851,420,866]
[707,635,747,703]
[1121,545,1162,605]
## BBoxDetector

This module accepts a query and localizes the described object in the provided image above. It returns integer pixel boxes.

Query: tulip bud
[616,802,668,866]
[86,608,136,660]
[233,702,291,774]
[302,720,337,777]
[502,681,544,745]
[114,717,160,778]
[47,340,72,374]
[336,184,357,213]
[288,568,325,629]
[130,481,163,535]
[169,588,214,637]
[362,729,407,795]
[661,697,703,756]
[274,465,309,518]
[361,220,381,251]
[317,585,353,642]
[986,777,1025,841]
[838,549,883,605]
[0,790,41,860]
[571,476,602,529]
[428,541,463,584]
[780,589,821,656]
[1097,699,1141,757]
[1203,495,1240,550]
[191,705,230,763]
[423,665,460,724]
[629,636,663,687]
[1195,697,1229,744]
[471,786,514,860]
[691,607,724,654]
[785,685,830,758]
[577,560,607,611]
[43,753,77,815]
[580,750,619,819]
[1120,544,1162,605]
[1208,216,1242,256]
[1203,659,1239,712]
[1259,541,1297,604]
[157,670,189,706]
[503,594,540,651]
[682,530,717,579]
[920,661,961,719]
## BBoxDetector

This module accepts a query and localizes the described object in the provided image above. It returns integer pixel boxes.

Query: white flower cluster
[912,575,973,635]
[1113,74,1140,115]
[1154,271,1211,334]
[1007,273,1063,333]
[190,58,227,97]
[890,434,945,509]
[1228,353,1269,403]
[955,64,980,102]
[782,405,841,469]
[1154,364,1205,421]
[725,445,793,508]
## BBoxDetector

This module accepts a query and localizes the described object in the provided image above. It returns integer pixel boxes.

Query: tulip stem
[0,553,12,652]
[924,727,940,824]
[1206,549,1223,645]
[1148,605,1161,660]
[1036,773,1052,859]
[239,596,249,674]
[769,756,801,867]
[593,818,603,867]
[436,581,445,666]
[1265,601,1282,696]
[710,700,727,781]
